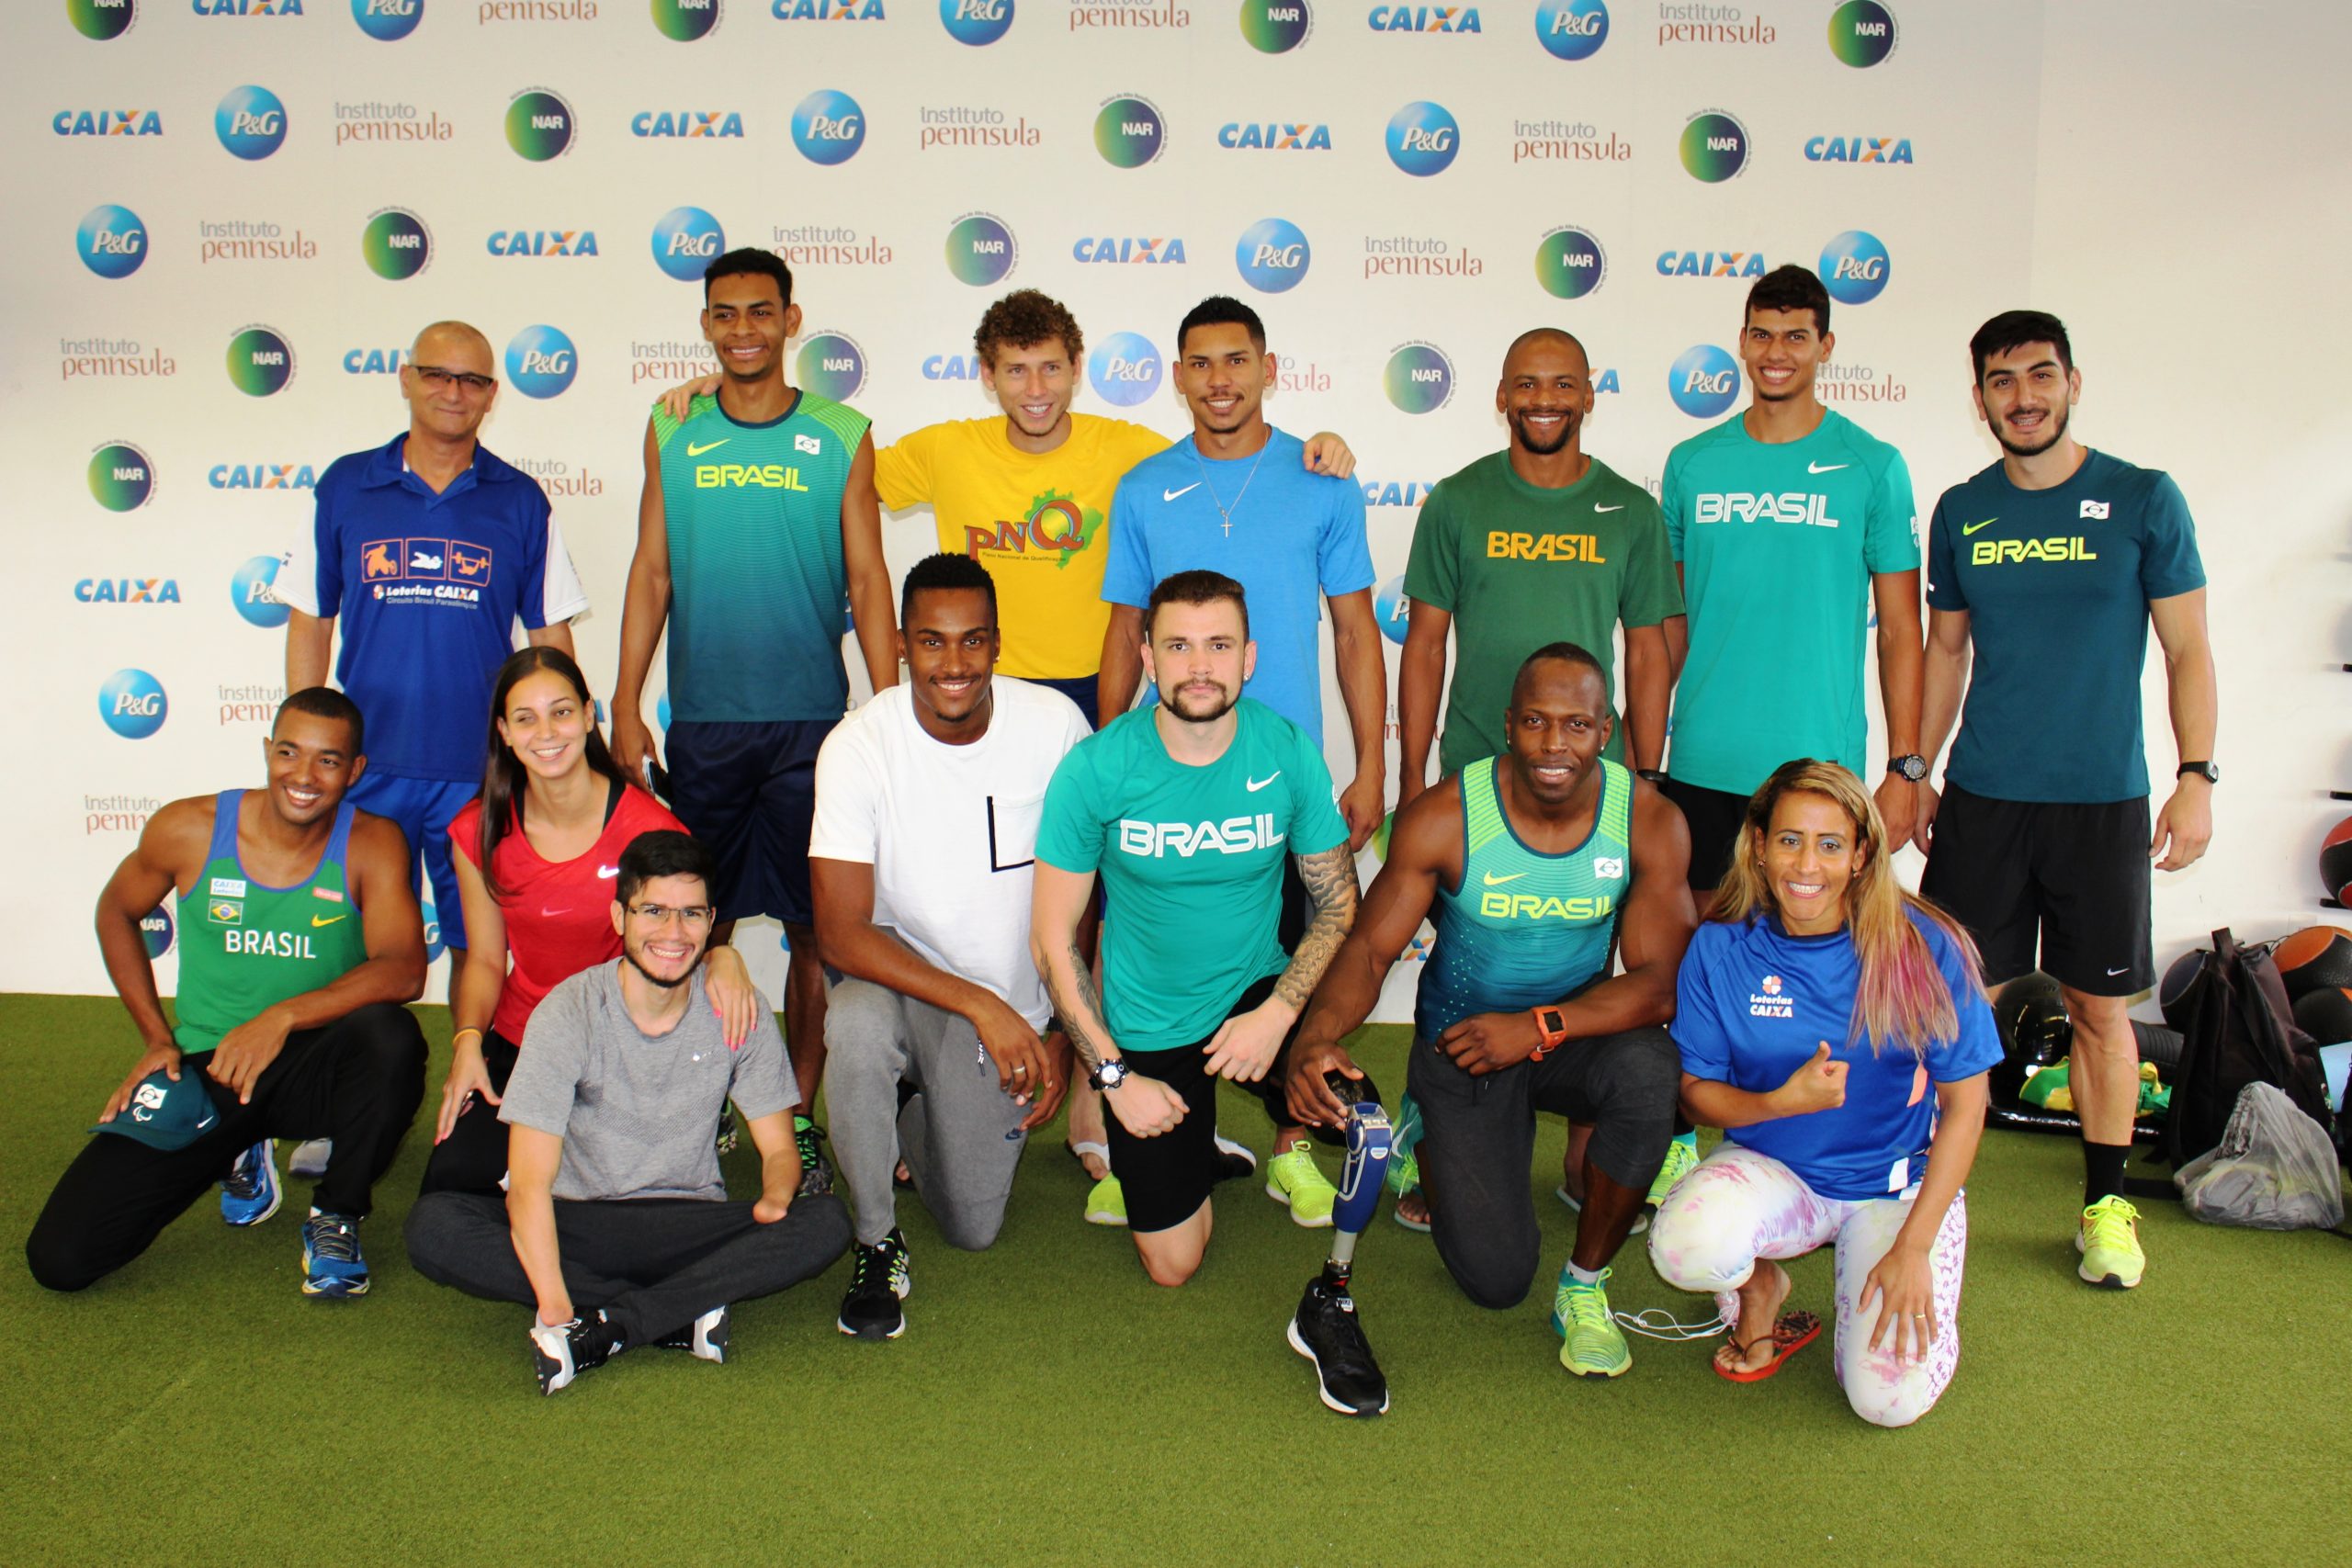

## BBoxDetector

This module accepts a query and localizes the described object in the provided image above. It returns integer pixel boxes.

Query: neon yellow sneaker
[1266,1140,1337,1227]
[1084,1174,1127,1227]
[1551,1265,1632,1380]
[2076,1195,2145,1289]
[1646,1130,1701,1208]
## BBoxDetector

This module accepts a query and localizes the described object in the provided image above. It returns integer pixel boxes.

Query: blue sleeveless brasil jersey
[654,389,872,723]
[1415,756,1633,1040]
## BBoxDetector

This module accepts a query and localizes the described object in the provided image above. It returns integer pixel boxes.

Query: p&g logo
[100,669,169,739]
[651,207,725,281]
[78,204,148,278]
[1088,332,1161,407]
[505,324,578,399]
[792,89,865,164]
[1235,218,1309,293]
[939,0,1012,45]
[1385,100,1459,176]
[1668,344,1740,418]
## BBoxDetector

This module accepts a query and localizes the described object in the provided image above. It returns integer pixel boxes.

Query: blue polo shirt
[1100,428,1376,747]
[281,433,587,782]
[1673,907,2001,1202]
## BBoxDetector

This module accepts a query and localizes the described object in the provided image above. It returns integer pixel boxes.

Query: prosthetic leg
[1286,1077,1393,1416]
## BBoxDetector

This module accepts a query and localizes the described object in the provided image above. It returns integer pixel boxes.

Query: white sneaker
[288,1139,333,1179]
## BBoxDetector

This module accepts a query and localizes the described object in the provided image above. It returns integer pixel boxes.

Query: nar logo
[633,111,747,138]
[1117,815,1285,857]
[1219,122,1331,151]
[1692,492,1841,528]
[1072,236,1186,264]
[2080,500,2110,520]
[1804,136,1913,164]
[209,463,316,490]
[1656,249,1766,278]
[1367,5,1479,30]
[55,109,164,136]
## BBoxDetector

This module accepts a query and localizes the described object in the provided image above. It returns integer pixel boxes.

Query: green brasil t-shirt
[1037,699,1347,1053]
[1661,409,1917,795]
[1404,453,1682,774]
[653,389,872,724]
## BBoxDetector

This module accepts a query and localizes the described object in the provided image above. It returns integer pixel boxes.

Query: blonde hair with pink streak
[1705,760,1985,1059]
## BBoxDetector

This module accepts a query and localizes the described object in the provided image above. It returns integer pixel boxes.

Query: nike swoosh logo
[685,439,729,457]
[596,865,619,879]
[1246,772,1281,792]
[2107,965,2129,976]
[1594,503,1624,513]
[1961,518,1997,536]
[1163,483,1201,502]
[1807,461,1849,474]
[311,914,346,928]
[1482,871,1526,886]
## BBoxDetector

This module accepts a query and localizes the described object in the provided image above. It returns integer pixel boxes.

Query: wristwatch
[1886,754,1928,784]
[1528,1005,1570,1063]
[2177,761,2221,784]
[1635,768,1668,786]
[1089,1059,1132,1091]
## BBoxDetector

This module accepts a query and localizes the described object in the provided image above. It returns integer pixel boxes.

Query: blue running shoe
[300,1209,370,1298]
[221,1139,281,1227]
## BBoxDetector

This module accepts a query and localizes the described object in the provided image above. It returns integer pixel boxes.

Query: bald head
[412,321,493,365]
[1497,330,1594,461]
[1501,327,1587,375]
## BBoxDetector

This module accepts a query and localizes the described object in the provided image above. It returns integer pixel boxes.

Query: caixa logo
[88,442,156,511]
[1235,217,1309,293]
[54,108,162,136]
[76,578,180,605]
[1368,5,1481,31]
[100,669,169,739]
[232,554,291,626]
[505,325,577,399]
[939,0,1011,45]
[210,462,316,490]
[633,110,744,138]
[1819,230,1890,304]
[352,0,424,40]
[797,331,866,400]
[1805,135,1911,164]
[1374,574,1410,646]
[650,206,725,281]
[77,204,148,278]
[1534,0,1604,58]
[1087,332,1161,408]
[922,353,980,380]
[651,0,720,39]
[69,0,140,41]
[344,346,411,374]
[1669,344,1741,418]
[792,89,865,164]
[1385,100,1458,175]
[773,0,883,17]
[216,85,287,158]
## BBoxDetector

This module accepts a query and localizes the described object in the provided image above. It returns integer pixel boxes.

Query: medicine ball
[2158,949,2206,1030]
[1991,971,2071,1101]
[2272,925,2352,1000]
[2290,985,2352,1047]
[2323,818,2352,904]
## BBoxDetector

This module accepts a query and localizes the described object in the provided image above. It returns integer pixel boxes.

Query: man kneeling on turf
[407,830,851,1393]
[1287,645,1696,1382]
[27,688,428,1299]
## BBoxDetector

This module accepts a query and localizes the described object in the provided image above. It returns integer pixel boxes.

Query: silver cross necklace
[1191,437,1269,537]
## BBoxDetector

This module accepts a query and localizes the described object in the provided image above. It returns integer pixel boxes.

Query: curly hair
[973,289,1082,367]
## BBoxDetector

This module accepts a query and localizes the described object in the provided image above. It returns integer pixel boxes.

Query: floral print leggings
[1646,1143,1967,1427]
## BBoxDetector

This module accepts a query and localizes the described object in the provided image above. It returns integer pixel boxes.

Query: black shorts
[1919,782,2153,996]
[1660,775,1749,896]
[663,717,836,928]
[1104,976,1299,1234]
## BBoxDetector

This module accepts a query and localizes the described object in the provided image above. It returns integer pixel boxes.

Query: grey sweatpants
[825,977,1030,1249]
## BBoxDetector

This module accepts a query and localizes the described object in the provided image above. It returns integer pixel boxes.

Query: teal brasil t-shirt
[1926,450,2204,803]
[654,389,872,723]
[1037,698,1347,1052]
[1661,409,1917,795]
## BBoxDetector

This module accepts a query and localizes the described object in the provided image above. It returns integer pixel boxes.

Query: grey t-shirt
[501,961,796,1202]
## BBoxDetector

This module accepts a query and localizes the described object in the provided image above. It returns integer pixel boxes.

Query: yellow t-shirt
[876,413,1170,681]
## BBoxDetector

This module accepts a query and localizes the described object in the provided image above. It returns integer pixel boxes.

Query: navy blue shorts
[663,718,837,928]
[1026,672,1100,733]
[346,772,479,953]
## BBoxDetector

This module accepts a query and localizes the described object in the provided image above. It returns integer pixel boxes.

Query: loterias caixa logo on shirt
[360,536,495,609]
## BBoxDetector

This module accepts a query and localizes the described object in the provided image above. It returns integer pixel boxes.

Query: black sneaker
[1212,1133,1260,1184]
[529,1310,622,1395]
[652,1305,729,1364]
[1286,1275,1390,1416]
[794,1116,835,1198]
[836,1230,910,1340]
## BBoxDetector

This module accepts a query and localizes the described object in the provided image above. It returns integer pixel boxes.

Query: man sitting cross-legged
[406,830,851,1393]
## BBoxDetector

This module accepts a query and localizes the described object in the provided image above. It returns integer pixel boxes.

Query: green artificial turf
[4,994,2346,1567]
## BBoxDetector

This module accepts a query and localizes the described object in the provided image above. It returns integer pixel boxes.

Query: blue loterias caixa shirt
[1672,905,2001,1201]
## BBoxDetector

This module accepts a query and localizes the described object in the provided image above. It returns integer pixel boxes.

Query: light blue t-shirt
[1100,428,1376,747]
[1672,906,2000,1202]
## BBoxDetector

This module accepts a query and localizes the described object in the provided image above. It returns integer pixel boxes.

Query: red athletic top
[450,783,685,1043]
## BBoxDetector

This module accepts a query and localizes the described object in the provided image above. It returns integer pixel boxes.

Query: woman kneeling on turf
[1647,761,1996,1427]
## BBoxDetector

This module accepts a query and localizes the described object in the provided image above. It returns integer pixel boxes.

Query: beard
[1510,408,1581,457]
[1159,680,1238,725]
[623,946,696,990]
[1992,399,2071,458]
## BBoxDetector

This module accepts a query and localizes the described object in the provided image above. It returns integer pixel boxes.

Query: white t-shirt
[809,678,1091,1029]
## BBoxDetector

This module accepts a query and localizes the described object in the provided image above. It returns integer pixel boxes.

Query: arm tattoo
[1047,936,1114,1074]
[1274,844,1360,1012]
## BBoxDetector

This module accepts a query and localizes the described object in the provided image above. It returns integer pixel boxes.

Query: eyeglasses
[627,904,715,929]
[412,365,497,395]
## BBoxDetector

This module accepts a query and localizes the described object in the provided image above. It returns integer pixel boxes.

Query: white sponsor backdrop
[4,0,2346,1030]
